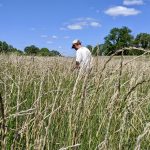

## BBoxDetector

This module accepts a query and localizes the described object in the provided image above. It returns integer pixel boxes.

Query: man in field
[72,39,92,74]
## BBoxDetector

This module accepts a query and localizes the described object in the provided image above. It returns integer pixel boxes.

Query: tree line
[1,26,150,56]
[87,26,150,56]
[0,42,61,56]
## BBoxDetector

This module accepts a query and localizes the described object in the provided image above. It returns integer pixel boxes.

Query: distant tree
[86,45,93,52]
[134,33,150,49]
[86,44,104,56]
[39,48,50,56]
[103,26,134,55]
[0,41,21,53]
[8,45,21,53]
[49,50,61,56]
[0,41,9,53]
[0,41,63,56]
[13,49,24,55]
[2,42,9,52]
[8,45,15,52]
[0,41,3,52]
[24,45,40,55]
[93,44,105,56]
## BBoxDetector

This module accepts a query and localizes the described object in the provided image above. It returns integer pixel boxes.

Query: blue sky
[0,0,150,56]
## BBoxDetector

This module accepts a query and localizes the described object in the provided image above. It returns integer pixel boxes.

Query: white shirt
[76,47,92,72]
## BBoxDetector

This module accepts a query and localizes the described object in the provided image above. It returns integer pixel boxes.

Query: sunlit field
[0,54,150,150]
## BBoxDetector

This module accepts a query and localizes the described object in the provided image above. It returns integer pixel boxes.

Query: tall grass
[0,54,150,150]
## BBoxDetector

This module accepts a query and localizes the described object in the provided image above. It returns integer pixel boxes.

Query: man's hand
[71,61,80,72]
[71,67,76,72]
[75,61,80,69]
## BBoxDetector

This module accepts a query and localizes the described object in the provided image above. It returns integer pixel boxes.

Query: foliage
[39,48,50,56]
[49,50,61,56]
[24,45,40,55]
[134,33,150,49]
[103,26,134,55]
[24,46,61,56]
[87,27,150,56]
[0,41,62,56]
[0,41,21,54]
[87,44,104,56]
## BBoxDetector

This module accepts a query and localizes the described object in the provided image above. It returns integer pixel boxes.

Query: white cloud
[74,17,95,21]
[90,22,101,27]
[67,22,87,30]
[123,0,144,5]
[64,18,101,30]
[52,35,58,39]
[105,6,141,16]
[41,35,48,38]
[67,24,83,30]
[46,41,53,44]
[40,34,58,39]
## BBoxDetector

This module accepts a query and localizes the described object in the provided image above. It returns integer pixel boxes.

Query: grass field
[0,54,150,150]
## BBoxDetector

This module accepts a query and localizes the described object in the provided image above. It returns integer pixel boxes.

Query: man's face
[72,44,78,50]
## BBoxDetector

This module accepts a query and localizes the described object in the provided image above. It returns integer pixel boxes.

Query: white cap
[72,39,81,48]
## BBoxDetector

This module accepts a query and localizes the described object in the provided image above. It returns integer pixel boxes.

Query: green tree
[39,48,50,56]
[86,45,93,53]
[24,45,40,55]
[134,33,150,49]
[12,49,24,55]
[49,50,61,56]
[103,26,134,55]
[0,41,3,52]
[87,44,104,56]
[0,41,9,53]
[93,44,104,56]
[0,41,24,54]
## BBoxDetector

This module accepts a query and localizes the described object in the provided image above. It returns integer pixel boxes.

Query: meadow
[0,54,150,150]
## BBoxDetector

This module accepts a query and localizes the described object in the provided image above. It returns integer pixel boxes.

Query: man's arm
[75,61,80,69]
[71,51,81,71]
[75,50,82,69]
[71,61,80,71]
